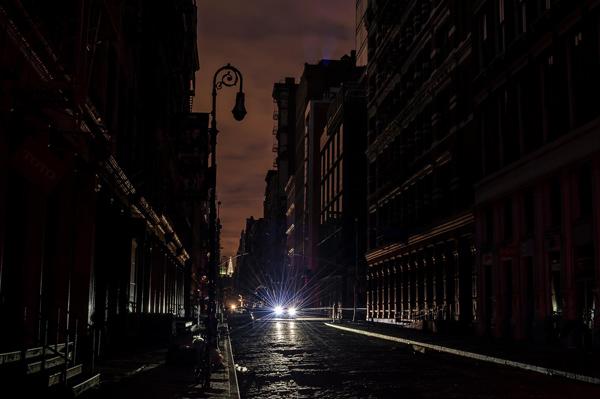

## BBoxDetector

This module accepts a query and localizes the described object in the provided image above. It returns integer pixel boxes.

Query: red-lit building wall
[473,0,600,347]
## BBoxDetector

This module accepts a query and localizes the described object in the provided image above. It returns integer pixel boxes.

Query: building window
[339,159,343,191]
[485,208,494,245]
[550,252,562,315]
[129,239,138,312]
[549,178,562,227]
[503,199,513,242]
[524,191,535,237]
[501,87,519,165]
[331,134,336,161]
[520,1,527,33]
[330,174,334,201]
[482,97,500,175]
[578,165,592,219]
[482,13,488,42]
[498,0,505,52]
[339,124,344,155]
[519,67,543,153]
[571,26,600,127]
[543,49,570,140]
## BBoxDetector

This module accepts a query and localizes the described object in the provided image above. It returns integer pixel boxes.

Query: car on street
[273,305,298,318]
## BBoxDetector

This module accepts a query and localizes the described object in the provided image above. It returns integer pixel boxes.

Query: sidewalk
[327,321,600,384]
[206,324,240,399]
[84,323,240,399]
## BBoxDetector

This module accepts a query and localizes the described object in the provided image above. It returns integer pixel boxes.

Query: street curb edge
[324,323,600,385]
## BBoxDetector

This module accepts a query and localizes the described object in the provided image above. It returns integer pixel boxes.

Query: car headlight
[273,305,283,316]
[288,307,297,316]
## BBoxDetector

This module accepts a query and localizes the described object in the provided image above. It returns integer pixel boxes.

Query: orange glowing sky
[193,1,355,257]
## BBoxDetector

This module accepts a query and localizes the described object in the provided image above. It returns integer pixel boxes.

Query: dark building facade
[0,0,204,386]
[365,0,477,330]
[263,170,286,288]
[233,170,288,303]
[273,78,298,190]
[234,217,268,302]
[289,54,361,294]
[318,81,368,314]
[271,78,297,289]
[472,0,600,348]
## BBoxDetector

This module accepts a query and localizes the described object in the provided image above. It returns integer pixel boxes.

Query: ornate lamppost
[205,64,246,388]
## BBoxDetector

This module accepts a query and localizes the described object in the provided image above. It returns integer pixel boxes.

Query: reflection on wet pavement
[230,320,600,399]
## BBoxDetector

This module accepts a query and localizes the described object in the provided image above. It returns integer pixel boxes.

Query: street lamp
[353,217,359,322]
[205,64,245,388]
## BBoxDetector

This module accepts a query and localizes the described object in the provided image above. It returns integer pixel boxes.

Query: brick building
[472,0,600,348]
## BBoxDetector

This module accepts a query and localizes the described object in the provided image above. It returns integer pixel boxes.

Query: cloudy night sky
[194,1,355,257]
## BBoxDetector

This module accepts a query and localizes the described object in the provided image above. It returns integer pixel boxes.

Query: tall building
[263,169,286,287]
[0,0,203,388]
[234,169,288,302]
[234,217,268,301]
[318,80,368,314]
[290,53,360,294]
[273,78,298,190]
[472,0,600,347]
[175,112,210,317]
[355,0,369,67]
[365,1,476,330]
[272,78,297,278]
[233,77,299,299]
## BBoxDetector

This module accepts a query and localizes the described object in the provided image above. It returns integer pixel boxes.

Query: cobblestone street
[230,319,600,399]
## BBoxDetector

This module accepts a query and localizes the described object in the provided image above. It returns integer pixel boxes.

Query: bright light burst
[229,252,352,337]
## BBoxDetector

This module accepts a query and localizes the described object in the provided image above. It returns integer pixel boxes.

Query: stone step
[72,373,101,397]
[0,342,73,366]
[48,364,83,387]
[27,355,67,374]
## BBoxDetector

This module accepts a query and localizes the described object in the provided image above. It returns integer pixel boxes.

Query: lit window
[482,13,488,41]
[574,31,583,47]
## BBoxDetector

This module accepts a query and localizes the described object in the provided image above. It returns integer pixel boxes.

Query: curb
[223,326,241,399]
[325,322,600,385]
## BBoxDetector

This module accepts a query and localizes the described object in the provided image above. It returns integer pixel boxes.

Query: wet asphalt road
[230,318,600,399]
